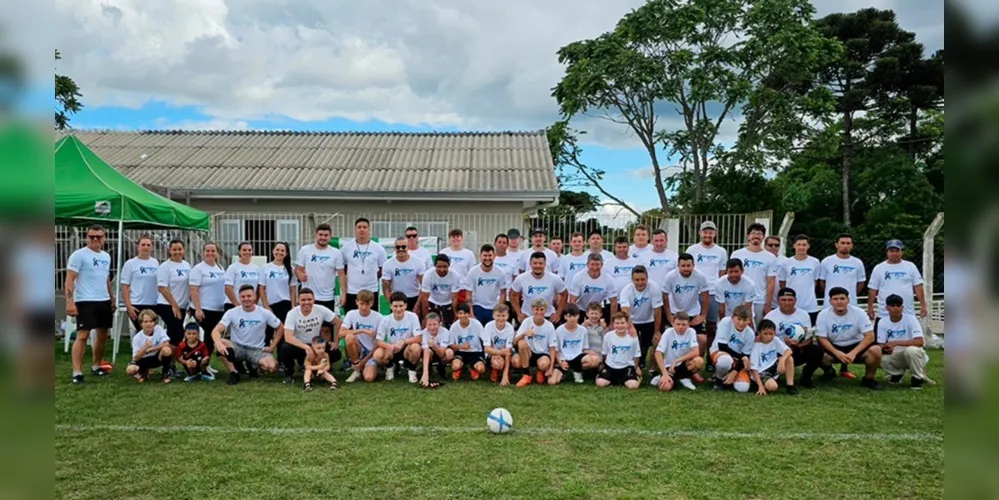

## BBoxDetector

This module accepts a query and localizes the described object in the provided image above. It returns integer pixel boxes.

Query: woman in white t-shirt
[224,242,261,310]
[189,242,227,356]
[155,238,192,346]
[260,242,298,345]
[121,235,160,330]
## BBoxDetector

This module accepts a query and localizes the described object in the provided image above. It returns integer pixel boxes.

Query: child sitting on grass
[651,312,703,391]
[749,319,798,396]
[304,336,338,391]
[176,322,213,382]
[596,312,642,390]
[126,309,173,383]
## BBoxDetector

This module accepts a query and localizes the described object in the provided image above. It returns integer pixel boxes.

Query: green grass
[55,351,944,499]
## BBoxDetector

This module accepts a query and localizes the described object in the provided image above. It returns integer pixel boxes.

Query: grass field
[55,350,944,499]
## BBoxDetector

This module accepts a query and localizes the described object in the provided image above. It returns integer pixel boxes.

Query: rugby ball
[487,408,513,434]
[787,325,807,343]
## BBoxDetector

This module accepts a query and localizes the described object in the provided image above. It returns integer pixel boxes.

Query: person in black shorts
[596,312,642,389]
[65,224,115,384]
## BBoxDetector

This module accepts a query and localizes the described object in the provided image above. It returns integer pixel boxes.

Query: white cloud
[152,117,250,131]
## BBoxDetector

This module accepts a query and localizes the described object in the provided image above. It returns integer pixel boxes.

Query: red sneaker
[516,375,533,387]
[535,371,546,384]
[691,373,705,384]
[840,370,857,380]
[452,368,463,381]
[470,368,481,381]
[490,369,499,383]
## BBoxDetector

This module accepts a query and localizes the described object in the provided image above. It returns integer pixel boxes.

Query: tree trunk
[693,143,704,205]
[908,106,919,162]
[841,110,853,227]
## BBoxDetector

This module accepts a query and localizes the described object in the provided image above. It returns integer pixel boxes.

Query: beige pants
[880,346,928,380]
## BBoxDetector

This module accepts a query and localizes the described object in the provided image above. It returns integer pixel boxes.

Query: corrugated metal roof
[56,130,558,197]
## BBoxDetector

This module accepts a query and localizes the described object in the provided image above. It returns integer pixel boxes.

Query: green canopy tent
[56,135,211,363]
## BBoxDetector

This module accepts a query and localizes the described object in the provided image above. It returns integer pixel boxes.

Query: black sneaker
[786,385,799,395]
[819,370,837,383]
[800,378,815,389]
[888,374,904,385]
[283,376,294,384]
[910,377,925,390]
[91,367,107,377]
[713,380,725,391]
[860,378,885,391]
[227,372,241,385]
[72,374,84,385]
[247,367,260,379]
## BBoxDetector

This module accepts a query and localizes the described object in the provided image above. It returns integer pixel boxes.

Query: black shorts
[691,322,705,334]
[392,350,417,370]
[456,351,484,367]
[759,363,780,383]
[668,361,695,380]
[129,355,164,372]
[405,296,420,312]
[824,342,871,364]
[808,311,819,325]
[75,301,113,330]
[528,351,551,368]
[598,365,638,385]
[154,304,186,346]
[428,303,455,326]
[558,353,585,373]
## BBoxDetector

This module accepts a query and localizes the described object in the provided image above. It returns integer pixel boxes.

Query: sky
[50,0,945,221]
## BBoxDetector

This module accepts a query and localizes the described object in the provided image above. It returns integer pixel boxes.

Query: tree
[552,0,838,215]
[55,50,83,130]
[811,8,920,226]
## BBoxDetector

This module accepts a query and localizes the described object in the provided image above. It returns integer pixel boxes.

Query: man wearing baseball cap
[866,240,928,331]
[685,220,728,358]
[506,228,525,277]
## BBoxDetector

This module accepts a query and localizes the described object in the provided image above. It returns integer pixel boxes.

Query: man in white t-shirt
[548,237,563,273]
[211,285,284,385]
[296,223,345,312]
[506,228,526,270]
[867,239,928,324]
[558,232,589,287]
[339,218,388,313]
[764,287,828,388]
[419,254,463,326]
[519,229,560,275]
[629,225,653,261]
[605,236,640,295]
[640,229,678,288]
[404,226,433,272]
[439,228,477,278]
[685,220,728,341]
[587,229,615,264]
[878,294,931,389]
[765,235,787,312]
[619,266,663,371]
[381,237,425,313]
[65,224,115,384]
[662,253,711,358]
[777,234,821,323]
[492,233,518,281]
[731,222,778,322]
[510,251,567,323]
[816,233,867,308]
[814,287,884,390]
[278,288,341,384]
[568,253,617,320]
[463,244,508,325]
[714,259,757,323]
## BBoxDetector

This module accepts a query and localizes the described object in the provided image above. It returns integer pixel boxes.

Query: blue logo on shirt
[389,327,410,339]
[697,254,718,263]
[477,277,498,287]
[268,270,286,279]
[727,334,745,349]
[832,265,855,274]
[610,344,632,355]
[458,334,476,345]
[311,254,330,263]
[562,338,582,349]
[238,319,261,329]
[356,323,374,331]
[830,323,854,335]
[613,266,634,275]
[885,328,907,340]
[138,266,156,274]
[649,258,671,268]
[208,271,223,279]
[884,271,908,281]
[743,259,765,269]
[671,340,692,351]
[92,258,110,268]
[632,296,650,308]
[493,336,508,348]
[569,262,586,271]
[527,285,548,295]
[789,267,812,276]
[760,349,778,364]
[582,285,604,295]
[431,283,452,293]
[352,250,372,259]
[239,271,258,279]
[724,291,745,300]
[175,269,189,277]
[394,268,415,277]
[674,284,696,294]
[451,256,465,263]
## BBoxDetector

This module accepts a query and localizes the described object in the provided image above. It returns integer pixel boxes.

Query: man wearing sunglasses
[404,226,433,273]
[382,237,425,314]
[65,225,116,384]
[731,223,778,323]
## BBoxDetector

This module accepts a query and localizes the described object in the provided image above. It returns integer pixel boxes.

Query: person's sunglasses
[766,243,779,248]
[406,234,418,239]
[87,235,105,240]
[395,246,407,251]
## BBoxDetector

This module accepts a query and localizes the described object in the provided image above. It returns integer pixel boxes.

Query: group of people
[64,218,934,393]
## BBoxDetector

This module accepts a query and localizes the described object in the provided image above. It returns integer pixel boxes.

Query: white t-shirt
[67,247,112,302]
[816,305,873,347]
[731,248,777,305]
[450,319,485,352]
[421,270,462,306]
[777,256,821,313]
[818,254,867,307]
[260,263,297,304]
[662,269,710,316]
[763,308,813,343]
[555,323,589,360]
[377,311,422,345]
[685,243,728,295]
[558,253,589,287]
[714,276,758,316]
[605,255,641,293]
[156,259,191,308]
[220,306,281,349]
[189,262,226,311]
[420,326,452,350]
[463,265,508,309]
[656,327,698,366]
[224,262,261,305]
[511,272,566,316]
[519,247,560,275]
[601,331,641,369]
[868,260,924,317]
[408,247,433,272]
[568,271,617,310]
[284,305,337,344]
[629,244,653,261]
[381,257,424,298]
[296,244,344,302]
[517,319,557,354]
[493,253,520,281]
[342,309,383,351]
[440,247,477,277]
[750,337,790,373]
[482,320,515,351]
[770,255,789,309]
[340,240,388,294]
[619,282,664,324]
[640,249,679,287]
[876,313,924,344]
[710,317,755,356]
[121,256,159,305]
[131,325,170,358]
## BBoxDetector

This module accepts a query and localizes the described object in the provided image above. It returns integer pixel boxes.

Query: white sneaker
[650,375,662,387]
[679,378,696,391]
[385,366,395,381]
[408,370,418,383]
[184,374,199,382]
[346,370,361,383]
[206,366,218,375]
[573,371,584,384]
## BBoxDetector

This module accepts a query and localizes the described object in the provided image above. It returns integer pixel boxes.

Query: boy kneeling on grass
[419,312,452,388]
[596,311,642,390]
[651,312,703,391]
[483,304,515,386]
[304,336,338,391]
[450,303,488,381]
[709,305,755,392]
[512,298,558,387]
[749,319,798,396]
[373,292,424,384]
[126,309,173,384]
[551,303,601,385]
[176,322,213,382]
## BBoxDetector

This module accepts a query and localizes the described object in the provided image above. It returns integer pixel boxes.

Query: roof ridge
[61,129,546,137]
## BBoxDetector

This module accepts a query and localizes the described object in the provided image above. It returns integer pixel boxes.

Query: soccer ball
[787,325,807,343]
[487,408,513,434]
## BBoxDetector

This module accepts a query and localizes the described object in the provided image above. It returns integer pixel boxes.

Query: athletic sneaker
[91,367,107,377]
[385,366,395,381]
[490,369,499,383]
[840,370,857,380]
[800,377,815,389]
[888,374,904,385]
[713,379,726,391]
[71,374,84,385]
[408,370,418,384]
[860,377,885,391]
[819,371,837,383]
[678,378,697,391]
[649,374,662,387]
[206,366,219,375]
[283,376,294,384]
[247,367,260,379]
[346,370,361,383]
[452,368,463,381]
[516,374,533,387]
[535,370,546,384]
[227,372,241,385]
[184,374,200,382]
[200,372,215,382]
[910,377,925,390]
[786,385,799,395]
[470,368,481,381]
[573,371,583,384]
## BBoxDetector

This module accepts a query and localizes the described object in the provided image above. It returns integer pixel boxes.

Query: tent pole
[111,219,124,365]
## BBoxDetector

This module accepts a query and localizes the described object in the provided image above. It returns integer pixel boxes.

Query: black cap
[531,228,546,237]
[507,228,522,238]
[777,287,797,298]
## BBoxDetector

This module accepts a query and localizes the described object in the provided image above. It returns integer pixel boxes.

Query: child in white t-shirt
[582,302,607,358]
[596,312,642,390]
[749,320,798,396]
[483,304,516,387]
[125,309,174,383]
[651,312,703,392]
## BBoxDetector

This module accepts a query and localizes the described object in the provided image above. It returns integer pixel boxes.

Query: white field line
[55,424,942,443]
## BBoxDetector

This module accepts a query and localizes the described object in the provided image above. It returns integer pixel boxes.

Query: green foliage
[55,50,83,130]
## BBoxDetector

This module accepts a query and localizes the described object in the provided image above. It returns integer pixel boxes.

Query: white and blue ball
[786,324,808,343]
[487,408,513,434]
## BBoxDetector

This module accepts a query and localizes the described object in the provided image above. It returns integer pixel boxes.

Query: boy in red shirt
[176,322,213,382]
